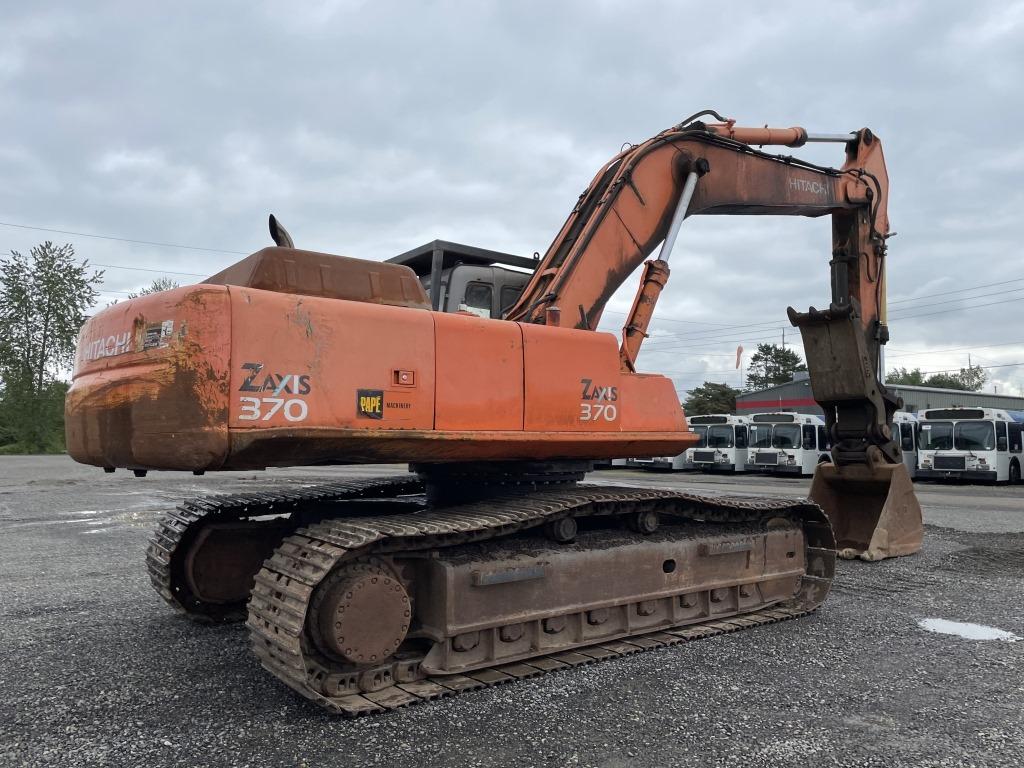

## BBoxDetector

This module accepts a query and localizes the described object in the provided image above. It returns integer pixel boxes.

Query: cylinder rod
[805,132,856,143]
[656,170,700,263]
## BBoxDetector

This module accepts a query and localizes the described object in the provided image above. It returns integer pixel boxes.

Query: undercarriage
[146,467,835,715]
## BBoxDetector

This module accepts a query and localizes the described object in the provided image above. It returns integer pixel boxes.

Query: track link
[245,484,835,715]
[146,475,424,621]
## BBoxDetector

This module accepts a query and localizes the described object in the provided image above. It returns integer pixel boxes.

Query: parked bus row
[623,407,1024,484]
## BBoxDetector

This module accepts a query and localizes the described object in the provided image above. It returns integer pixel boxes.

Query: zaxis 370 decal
[238,363,311,395]
[237,362,310,422]
[579,378,619,422]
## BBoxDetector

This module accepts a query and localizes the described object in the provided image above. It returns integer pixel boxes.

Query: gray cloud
[2,0,1022,395]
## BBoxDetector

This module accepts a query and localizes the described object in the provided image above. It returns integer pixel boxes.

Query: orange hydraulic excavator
[66,110,921,714]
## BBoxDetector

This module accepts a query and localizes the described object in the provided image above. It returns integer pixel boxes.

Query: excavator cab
[386,241,538,319]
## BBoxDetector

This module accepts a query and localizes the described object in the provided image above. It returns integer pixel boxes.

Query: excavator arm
[507,114,920,560]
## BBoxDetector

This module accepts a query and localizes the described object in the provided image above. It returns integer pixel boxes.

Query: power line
[93,262,205,277]
[0,220,248,256]
[888,287,1024,318]
[889,277,1024,305]
[640,331,790,354]
[643,320,784,346]
[3,246,209,277]
[601,308,736,328]
[887,340,1024,358]
[646,275,1024,346]
[649,283,1024,345]
[890,296,1024,323]
[913,361,1024,375]
[650,295,1024,354]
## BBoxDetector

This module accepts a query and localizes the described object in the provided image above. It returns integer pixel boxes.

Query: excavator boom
[505,115,919,560]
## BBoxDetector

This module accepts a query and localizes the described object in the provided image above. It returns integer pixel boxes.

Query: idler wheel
[314,564,411,665]
[628,509,660,534]
[545,516,577,543]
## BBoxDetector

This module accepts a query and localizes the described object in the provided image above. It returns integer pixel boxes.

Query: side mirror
[802,439,813,451]
[901,435,913,452]
[736,436,747,448]
[998,437,1008,452]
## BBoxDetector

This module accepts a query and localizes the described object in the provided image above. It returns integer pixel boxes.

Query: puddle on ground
[918,618,1020,642]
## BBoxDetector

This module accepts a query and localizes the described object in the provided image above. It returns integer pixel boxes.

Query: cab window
[463,282,493,318]
[500,286,522,315]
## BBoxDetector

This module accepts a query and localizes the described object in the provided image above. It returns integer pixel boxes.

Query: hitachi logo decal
[789,178,828,195]
[83,331,132,362]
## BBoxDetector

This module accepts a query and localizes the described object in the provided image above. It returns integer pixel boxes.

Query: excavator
[65,110,923,715]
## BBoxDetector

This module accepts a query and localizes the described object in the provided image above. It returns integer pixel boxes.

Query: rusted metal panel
[521,323,623,433]
[434,312,524,431]
[411,526,804,639]
[227,286,436,433]
[223,428,693,468]
[65,285,231,471]
[206,247,430,309]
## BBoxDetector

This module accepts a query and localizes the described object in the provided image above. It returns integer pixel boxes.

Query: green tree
[744,343,806,391]
[0,242,103,452]
[129,276,179,298]
[886,364,986,392]
[683,381,740,415]
[886,366,926,386]
[108,277,179,306]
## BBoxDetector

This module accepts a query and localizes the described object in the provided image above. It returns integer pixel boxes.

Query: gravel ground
[1,456,1022,768]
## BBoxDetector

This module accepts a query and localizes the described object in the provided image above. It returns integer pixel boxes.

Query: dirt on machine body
[66,110,922,714]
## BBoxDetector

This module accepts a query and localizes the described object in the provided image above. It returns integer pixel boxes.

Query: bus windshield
[954,421,996,451]
[706,425,734,448]
[920,422,953,450]
[749,424,772,448]
[691,425,708,448]
[772,424,802,449]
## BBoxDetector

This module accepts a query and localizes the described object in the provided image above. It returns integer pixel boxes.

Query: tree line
[0,243,174,453]
[682,342,988,416]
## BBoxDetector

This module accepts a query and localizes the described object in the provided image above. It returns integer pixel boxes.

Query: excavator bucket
[808,461,922,561]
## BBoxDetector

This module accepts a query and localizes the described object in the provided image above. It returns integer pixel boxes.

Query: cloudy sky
[2,1,1023,397]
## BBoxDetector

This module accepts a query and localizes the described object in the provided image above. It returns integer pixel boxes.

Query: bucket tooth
[807,461,922,562]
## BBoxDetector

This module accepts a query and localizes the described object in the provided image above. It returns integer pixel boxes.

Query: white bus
[745,412,831,476]
[625,423,706,471]
[893,411,919,479]
[688,414,750,473]
[916,407,1024,484]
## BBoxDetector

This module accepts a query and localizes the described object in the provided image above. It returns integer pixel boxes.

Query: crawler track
[244,483,835,715]
[146,475,424,622]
